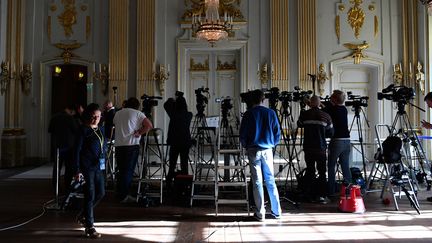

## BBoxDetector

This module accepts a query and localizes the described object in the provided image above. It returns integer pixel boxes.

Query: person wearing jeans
[113,97,153,202]
[240,89,281,221]
[75,103,106,238]
[323,90,352,196]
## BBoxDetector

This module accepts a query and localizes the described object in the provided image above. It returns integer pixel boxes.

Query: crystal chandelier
[420,0,432,15]
[192,0,233,46]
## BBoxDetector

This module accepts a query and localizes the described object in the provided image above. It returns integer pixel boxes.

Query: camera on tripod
[345,92,369,108]
[175,90,184,97]
[216,97,233,117]
[377,84,415,102]
[195,87,209,115]
[141,94,162,117]
[292,86,313,107]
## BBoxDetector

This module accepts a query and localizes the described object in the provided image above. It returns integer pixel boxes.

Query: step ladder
[136,128,165,204]
[366,124,420,213]
[214,97,249,216]
[190,126,218,207]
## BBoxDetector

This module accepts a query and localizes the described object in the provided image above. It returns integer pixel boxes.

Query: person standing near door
[48,104,80,192]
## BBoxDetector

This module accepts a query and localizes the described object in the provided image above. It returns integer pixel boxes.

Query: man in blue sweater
[240,89,282,221]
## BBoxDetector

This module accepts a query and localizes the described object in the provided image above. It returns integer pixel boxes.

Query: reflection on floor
[1,164,432,242]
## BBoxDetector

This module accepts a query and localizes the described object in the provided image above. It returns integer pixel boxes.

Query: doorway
[51,64,88,115]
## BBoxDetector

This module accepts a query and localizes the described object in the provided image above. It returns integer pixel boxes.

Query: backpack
[381,135,402,164]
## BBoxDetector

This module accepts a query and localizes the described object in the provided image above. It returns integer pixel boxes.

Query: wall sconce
[93,63,109,96]
[257,63,274,88]
[0,61,15,95]
[54,66,62,76]
[20,64,33,96]
[317,63,329,96]
[152,63,169,96]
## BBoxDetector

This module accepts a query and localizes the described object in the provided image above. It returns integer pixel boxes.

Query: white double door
[186,50,240,118]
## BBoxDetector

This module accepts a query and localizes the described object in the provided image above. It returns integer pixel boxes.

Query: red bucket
[338,184,366,213]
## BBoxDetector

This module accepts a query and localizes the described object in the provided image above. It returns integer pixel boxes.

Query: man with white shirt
[113,97,153,202]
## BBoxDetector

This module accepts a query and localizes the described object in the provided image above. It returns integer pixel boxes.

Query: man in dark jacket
[48,104,80,191]
[164,92,193,188]
[297,95,333,203]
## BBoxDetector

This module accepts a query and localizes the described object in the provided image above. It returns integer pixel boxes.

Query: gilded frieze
[190,58,209,71]
[217,59,236,70]
[182,0,245,22]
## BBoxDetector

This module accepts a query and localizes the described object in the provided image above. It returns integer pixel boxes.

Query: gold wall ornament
[93,64,110,96]
[257,63,273,87]
[374,15,378,37]
[152,64,170,96]
[58,0,77,37]
[50,4,57,12]
[339,4,345,11]
[368,5,375,11]
[20,64,32,96]
[343,41,370,64]
[317,63,329,96]
[0,61,14,95]
[393,63,403,85]
[217,59,236,70]
[190,58,209,71]
[416,61,425,95]
[336,16,340,40]
[54,43,82,63]
[347,0,365,39]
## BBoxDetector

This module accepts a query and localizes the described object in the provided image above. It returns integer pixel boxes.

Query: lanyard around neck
[92,127,104,152]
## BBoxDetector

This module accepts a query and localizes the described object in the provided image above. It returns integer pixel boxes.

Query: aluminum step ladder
[366,124,420,213]
[136,128,165,204]
[190,126,218,207]
[214,97,249,216]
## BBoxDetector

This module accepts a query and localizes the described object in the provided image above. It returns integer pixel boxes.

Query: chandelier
[192,0,233,46]
[420,0,432,15]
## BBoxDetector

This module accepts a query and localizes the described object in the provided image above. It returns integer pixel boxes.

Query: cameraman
[421,92,432,129]
[322,90,352,197]
[297,95,333,203]
[164,91,193,188]
[239,89,281,221]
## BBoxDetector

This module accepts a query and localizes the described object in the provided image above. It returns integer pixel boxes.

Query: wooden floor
[1,164,432,242]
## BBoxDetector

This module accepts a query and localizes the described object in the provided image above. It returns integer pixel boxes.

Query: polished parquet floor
[1,164,432,242]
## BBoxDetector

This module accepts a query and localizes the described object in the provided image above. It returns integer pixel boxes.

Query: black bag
[382,136,402,164]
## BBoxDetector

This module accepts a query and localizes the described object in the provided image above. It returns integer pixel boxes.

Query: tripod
[349,105,370,183]
[389,101,430,190]
[275,99,301,190]
[268,97,299,207]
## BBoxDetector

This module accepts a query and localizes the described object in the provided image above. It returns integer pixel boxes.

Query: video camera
[345,91,369,108]
[195,87,209,115]
[175,90,184,97]
[141,94,162,118]
[292,86,313,107]
[216,97,233,118]
[377,84,415,103]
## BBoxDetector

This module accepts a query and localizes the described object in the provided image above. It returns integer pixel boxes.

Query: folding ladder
[190,126,217,207]
[214,98,249,216]
[136,128,165,204]
[367,124,420,213]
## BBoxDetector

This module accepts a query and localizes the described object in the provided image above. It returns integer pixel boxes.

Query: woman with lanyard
[74,103,107,238]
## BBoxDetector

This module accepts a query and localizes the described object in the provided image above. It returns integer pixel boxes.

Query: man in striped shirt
[297,95,333,203]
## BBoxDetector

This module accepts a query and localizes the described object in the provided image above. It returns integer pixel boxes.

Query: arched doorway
[51,64,88,115]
